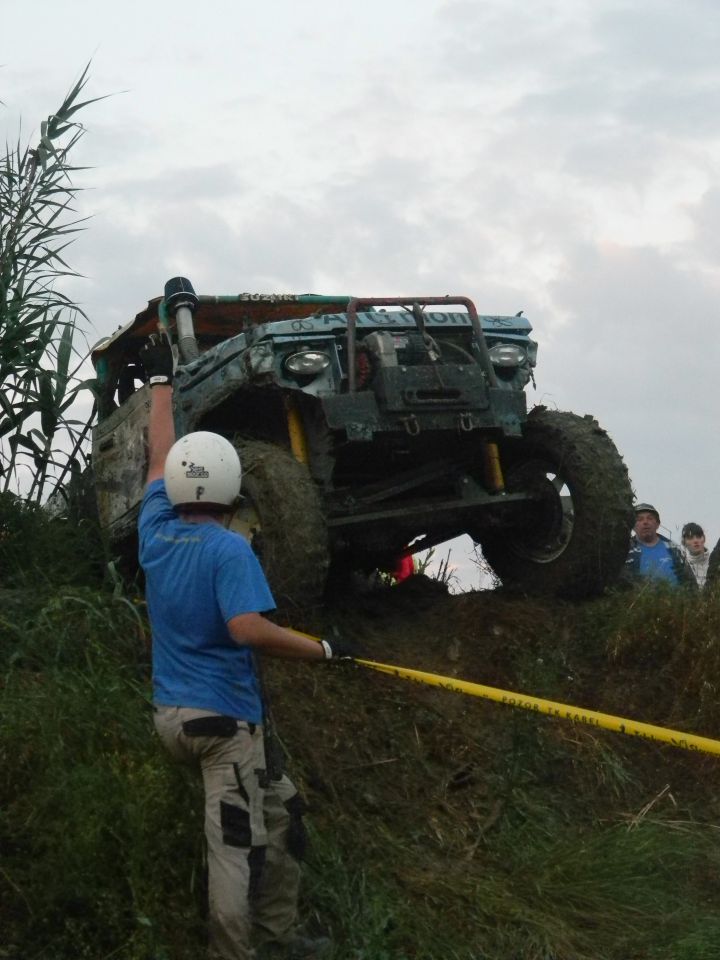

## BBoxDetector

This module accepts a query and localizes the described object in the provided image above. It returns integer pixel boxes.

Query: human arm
[227,613,326,659]
[146,385,175,484]
[227,612,355,660]
[140,334,176,485]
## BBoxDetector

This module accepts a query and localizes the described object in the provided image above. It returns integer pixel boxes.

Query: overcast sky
[4,0,720,587]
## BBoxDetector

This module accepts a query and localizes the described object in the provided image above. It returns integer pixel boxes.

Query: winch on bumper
[321,377,526,442]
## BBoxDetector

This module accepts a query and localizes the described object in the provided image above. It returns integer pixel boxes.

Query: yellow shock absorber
[285,398,309,465]
[483,440,505,492]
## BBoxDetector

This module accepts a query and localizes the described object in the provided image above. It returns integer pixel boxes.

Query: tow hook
[401,414,420,436]
[458,412,474,432]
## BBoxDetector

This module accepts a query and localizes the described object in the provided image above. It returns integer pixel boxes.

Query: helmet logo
[184,462,209,479]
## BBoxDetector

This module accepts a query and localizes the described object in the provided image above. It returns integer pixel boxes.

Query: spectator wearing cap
[681,522,710,588]
[624,503,695,588]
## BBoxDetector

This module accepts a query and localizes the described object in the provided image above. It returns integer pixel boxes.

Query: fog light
[284,351,330,376]
[488,343,526,367]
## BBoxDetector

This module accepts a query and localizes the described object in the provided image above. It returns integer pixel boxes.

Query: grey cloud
[513,67,720,143]
[436,0,720,145]
[546,243,719,375]
[437,0,589,81]
[617,81,720,137]
[106,163,249,203]
[67,145,529,340]
[593,0,720,76]
[65,202,245,338]
[563,130,667,185]
[535,242,720,540]
[687,187,720,264]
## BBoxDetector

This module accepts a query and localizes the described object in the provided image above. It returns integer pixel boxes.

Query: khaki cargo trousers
[154,706,303,960]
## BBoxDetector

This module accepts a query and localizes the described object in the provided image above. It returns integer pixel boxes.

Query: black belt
[180,715,256,738]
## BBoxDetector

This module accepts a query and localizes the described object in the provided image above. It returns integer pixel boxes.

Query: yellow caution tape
[299,631,720,757]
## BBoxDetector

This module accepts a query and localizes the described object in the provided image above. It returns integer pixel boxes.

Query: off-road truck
[89,277,633,604]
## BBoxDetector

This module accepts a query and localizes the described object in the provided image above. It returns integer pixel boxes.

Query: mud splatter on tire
[477,408,634,598]
[232,438,329,608]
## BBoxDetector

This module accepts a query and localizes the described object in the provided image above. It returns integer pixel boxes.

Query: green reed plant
[0,64,104,501]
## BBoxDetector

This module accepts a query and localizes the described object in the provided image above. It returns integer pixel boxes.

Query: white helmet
[164,432,241,511]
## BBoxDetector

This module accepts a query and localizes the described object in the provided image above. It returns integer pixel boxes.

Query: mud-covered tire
[231,439,330,609]
[478,409,634,598]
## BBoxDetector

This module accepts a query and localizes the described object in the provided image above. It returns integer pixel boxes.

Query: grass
[0,582,205,959]
[3,516,720,959]
[0,491,105,589]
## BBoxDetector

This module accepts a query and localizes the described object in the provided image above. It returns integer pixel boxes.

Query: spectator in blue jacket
[624,503,695,588]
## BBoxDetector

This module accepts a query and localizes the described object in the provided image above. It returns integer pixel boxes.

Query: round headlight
[488,343,527,367]
[284,351,331,376]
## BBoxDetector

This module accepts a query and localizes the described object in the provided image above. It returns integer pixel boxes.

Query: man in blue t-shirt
[624,502,695,588]
[138,330,346,960]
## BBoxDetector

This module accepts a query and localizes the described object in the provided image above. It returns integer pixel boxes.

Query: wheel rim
[507,458,574,563]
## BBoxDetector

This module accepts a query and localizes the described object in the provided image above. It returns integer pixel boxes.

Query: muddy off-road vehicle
[89,277,633,604]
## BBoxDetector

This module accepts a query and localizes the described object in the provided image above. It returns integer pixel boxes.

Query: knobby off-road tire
[479,408,634,598]
[231,439,330,609]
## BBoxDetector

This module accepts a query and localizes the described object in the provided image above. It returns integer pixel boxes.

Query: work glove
[140,332,174,387]
[319,637,361,662]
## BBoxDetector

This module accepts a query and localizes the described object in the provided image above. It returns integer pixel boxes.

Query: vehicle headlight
[284,351,331,376]
[488,343,527,367]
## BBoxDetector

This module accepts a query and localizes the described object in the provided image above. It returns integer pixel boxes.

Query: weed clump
[0,491,105,590]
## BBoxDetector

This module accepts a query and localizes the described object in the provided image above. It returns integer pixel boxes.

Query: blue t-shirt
[637,540,679,585]
[138,479,275,722]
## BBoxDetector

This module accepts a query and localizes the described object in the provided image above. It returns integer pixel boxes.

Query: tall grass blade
[0,64,102,502]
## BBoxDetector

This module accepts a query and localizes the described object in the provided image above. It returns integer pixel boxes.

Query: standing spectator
[624,503,695,587]
[681,522,710,588]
